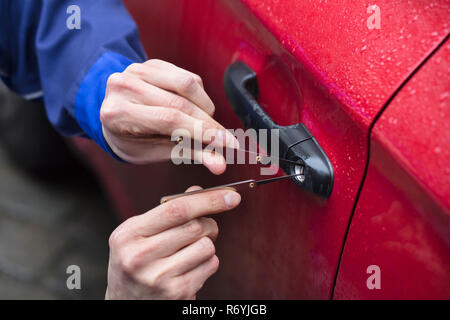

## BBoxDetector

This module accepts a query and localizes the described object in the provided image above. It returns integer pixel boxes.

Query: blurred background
[0,81,116,299]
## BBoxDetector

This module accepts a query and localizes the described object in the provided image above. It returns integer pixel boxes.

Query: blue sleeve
[3,0,146,159]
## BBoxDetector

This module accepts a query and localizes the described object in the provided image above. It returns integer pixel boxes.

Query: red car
[73,0,450,299]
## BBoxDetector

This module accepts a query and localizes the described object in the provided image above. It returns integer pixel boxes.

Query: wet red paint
[73,0,450,298]
[334,41,450,299]
[242,0,449,125]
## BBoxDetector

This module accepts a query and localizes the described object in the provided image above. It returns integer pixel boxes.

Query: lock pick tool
[160,149,303,204]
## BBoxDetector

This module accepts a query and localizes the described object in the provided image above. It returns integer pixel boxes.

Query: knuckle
[144,272,158,288]
[164,200,188,222]
[119,244,152,275]
[207,192,226,211]
[184,219,203,236]
[101,106,142,138]
[145,59,163,67]
[160,108,182,127]
[210,255,220,272]
[119,252,139,274]
[178,75,197,94]
[108,222,130,249]
[199,236,215,255]
[117,122,144,138]
[144,238,159,254]
[169,95,188,111]
[193,74,203,84]
[207,103,215,116]
[145,270,165,289]
[206,218,219,238]
[138,242,155,258]
[190,73,203,85]
[108,230,121,249]
[125,63,143,76]
[99,101,122,124]
[106,72,127,90]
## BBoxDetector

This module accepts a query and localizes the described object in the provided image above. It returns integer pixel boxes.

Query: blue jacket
[0,0,146,158]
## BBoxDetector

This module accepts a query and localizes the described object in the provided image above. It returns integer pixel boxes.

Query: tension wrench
[160,172,304,204]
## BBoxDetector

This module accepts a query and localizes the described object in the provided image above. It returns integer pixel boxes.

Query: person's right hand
[105,186,241,300]
[100,59,239,175]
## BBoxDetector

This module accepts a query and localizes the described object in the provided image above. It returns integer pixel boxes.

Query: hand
[105,186,241,300]
[100,59,238,175]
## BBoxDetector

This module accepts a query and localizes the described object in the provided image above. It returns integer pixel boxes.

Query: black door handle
[224,61,333,198]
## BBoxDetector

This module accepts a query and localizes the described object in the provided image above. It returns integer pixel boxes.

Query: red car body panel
[334,42,450,299]
[242,0,449,124]
[72,0,450,298]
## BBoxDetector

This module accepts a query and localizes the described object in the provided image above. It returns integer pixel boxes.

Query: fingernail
[224,192,241,208]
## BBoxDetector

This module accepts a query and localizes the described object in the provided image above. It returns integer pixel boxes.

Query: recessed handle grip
[224,61,334,198]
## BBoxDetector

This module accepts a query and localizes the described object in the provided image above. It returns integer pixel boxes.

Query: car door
[74,0,449,298]
[334,38,450,299]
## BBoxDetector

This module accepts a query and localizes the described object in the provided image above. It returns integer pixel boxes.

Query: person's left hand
[105,186,241,300]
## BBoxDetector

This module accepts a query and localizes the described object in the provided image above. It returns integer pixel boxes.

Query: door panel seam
[330,33,450,299]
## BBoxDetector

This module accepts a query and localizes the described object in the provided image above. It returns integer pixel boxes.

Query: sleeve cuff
[74,51,135,161]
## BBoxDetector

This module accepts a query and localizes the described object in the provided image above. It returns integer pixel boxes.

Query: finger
[104,135,176,165]
[176,255,219,298]
[163,237,216,276]
[169,144,227,175]
[144,59,205,88]
[185,186,202,192]
[169,134,227,174]
[136,189,241,235]
[113,73,215,121]
[128,63,214,116]
[143,217,218,257]
[107,103,238,148]
[192,148,226,175]
[108,134,226,174]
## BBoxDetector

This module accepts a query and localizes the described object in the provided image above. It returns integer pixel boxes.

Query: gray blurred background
[0,82,116,299]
